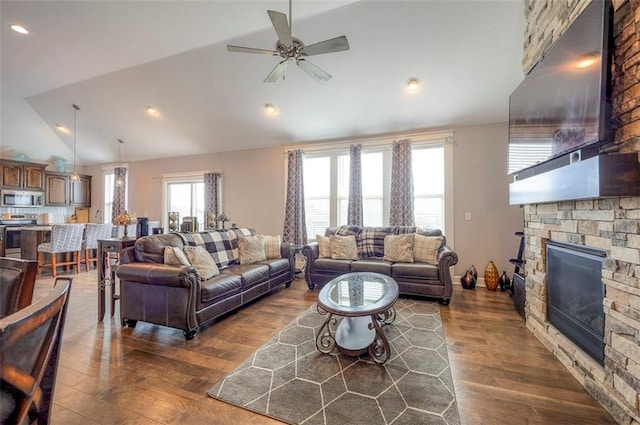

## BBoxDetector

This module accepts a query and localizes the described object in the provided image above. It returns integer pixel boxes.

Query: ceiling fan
[226,0,349,83]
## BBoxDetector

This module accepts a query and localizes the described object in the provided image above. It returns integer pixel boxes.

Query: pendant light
[116,138,125,187]
[71,104,80,182]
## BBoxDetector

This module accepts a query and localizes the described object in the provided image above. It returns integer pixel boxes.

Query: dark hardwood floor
[31,271,617,424]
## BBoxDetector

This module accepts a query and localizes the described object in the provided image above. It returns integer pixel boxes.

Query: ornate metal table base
[316,306,396,364]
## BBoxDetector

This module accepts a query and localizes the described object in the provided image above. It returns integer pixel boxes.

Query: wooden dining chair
[0,276,73,425]
[37,224,85,278]
[0,258,38,319]
[83,223,114,272]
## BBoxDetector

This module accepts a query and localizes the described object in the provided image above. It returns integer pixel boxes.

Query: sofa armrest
[437,244,459,295]
[281,242,293,259]
[281,242,295,277]
[116,263,199,288]
[302,243,319,284]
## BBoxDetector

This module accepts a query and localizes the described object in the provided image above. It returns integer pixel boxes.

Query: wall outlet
[465,212,472,221]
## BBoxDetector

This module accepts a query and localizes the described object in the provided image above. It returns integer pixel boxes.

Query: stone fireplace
[521,0,640,423]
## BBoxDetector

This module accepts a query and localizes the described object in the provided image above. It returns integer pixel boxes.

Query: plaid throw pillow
[264,235,282,259]
[177,231,235,269]
[359,226,395,258]
[413,234,443,264]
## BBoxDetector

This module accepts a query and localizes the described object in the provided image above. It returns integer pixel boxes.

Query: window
[304,156,331,238]
[166,181,204,232]
[301,132,453,242]
[337,152,384,226]
[103,168,127,223]
[413,146,444,229]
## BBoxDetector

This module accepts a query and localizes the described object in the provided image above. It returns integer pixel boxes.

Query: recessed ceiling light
[405,78,421,91]
[10,24,29,35]
[55,124,70,134]
[146,105,158,116]
[264,103,278,114]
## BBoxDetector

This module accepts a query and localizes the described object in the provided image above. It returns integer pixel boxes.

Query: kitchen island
[20,226,52,260]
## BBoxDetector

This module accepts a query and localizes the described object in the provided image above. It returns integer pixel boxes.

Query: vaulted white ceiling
[1,0,524,166]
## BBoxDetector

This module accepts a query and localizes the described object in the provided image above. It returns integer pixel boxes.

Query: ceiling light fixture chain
[71,104,80,182]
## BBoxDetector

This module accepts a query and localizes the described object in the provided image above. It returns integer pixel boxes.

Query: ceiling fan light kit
[227,0,349,83]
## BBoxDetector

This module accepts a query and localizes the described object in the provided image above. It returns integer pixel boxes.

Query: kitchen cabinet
[0,160,46,190]
[45,173,69,206]
[70,174,91,206]
[45,172,91,207]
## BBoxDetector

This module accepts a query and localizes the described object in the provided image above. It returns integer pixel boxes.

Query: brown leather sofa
[302,226,458,305]
[115,231,294,339]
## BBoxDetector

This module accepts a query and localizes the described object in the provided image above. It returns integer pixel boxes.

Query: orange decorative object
[484,261,499,291]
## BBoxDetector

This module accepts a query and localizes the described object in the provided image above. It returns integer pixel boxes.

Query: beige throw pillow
[413,234,443,264]
[383,234,415,262]
[316,235,331,258]
[238,235,267,265]
[264,235,282,259]
[183,245,220,280]
[164,246,191,267]
[329,235,358,260]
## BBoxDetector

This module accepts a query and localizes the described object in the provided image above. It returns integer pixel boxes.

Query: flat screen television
[508,0,613,175]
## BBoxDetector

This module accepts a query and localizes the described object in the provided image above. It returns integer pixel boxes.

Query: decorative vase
[499,271,511,291]
[53,156,68,172]
[484,261,499,291]
[460,270,476,290]
[469,264,478,281]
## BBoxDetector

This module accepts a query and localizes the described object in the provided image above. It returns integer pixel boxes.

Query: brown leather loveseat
[302,226,458,305]
[115,229,294,339]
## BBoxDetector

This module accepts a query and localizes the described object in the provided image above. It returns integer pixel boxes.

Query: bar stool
[83,223,114,272]
[37,224,85,277]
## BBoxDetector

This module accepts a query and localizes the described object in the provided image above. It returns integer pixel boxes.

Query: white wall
[85,146,285,236]
[451,122,523,278]
[86,122,523,277]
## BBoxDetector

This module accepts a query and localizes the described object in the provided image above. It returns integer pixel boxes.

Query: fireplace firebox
[546,241,606,365]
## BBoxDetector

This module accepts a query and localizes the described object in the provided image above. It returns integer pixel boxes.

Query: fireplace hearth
[546,241,606,365]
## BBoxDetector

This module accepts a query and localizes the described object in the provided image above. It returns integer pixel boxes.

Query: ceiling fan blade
[267,10,292,47]
[296,59,331,83]
[264,61,287,83]
[300,36,350,56]
[227,45,278,56]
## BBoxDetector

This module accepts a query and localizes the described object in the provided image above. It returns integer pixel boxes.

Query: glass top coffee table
[316,272,399,364]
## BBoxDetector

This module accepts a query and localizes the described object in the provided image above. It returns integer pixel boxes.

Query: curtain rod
[150,169,224,180]
[284,130,455,154]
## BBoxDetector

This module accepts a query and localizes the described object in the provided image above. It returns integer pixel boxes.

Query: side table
[97,237,136,321]
[292,244,306,278]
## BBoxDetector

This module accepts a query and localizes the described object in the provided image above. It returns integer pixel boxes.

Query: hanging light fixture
[116,139,125,187]
[71,104,80,182]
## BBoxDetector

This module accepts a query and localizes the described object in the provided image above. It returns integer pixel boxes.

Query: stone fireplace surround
[522,0,640,423]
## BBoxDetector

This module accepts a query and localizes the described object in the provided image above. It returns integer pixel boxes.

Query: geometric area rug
[207,298,460,425]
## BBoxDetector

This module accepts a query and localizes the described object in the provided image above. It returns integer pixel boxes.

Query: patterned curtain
[347,144,363,226]
[111,167,127,223]
[204,172,222,229]
[389,139,415,226]
[282,150,307,246]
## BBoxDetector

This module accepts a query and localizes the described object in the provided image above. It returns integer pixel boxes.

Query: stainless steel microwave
[0,190,44,207]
